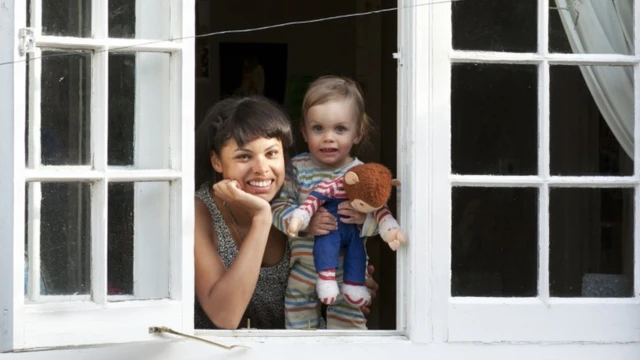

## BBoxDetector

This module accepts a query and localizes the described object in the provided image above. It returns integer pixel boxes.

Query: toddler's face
[302,99,361,168]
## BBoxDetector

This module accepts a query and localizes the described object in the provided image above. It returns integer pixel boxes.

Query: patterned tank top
[194,182,290,329]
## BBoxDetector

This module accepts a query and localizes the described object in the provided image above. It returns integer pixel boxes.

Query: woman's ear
[210,151,223,173]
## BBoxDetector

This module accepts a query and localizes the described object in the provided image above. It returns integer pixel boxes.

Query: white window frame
[1,0,639,358]
[431,0,640,343]
[0,0,195,351]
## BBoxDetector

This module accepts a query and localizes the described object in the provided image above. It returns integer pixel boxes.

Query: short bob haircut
[195,96,294,188]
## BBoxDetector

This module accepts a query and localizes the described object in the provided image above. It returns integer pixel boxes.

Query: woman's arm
[194,197,272,329]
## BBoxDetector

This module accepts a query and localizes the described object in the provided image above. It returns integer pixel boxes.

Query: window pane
[550,188,634,297]
[27,182,91,296]
[549,0,633,55]
[109,0,170,39]
[452,0,536,52]
[108,52,170,168]
[550,65,633,176]
[40,0,91,37]
[39,50,91,166]
[452,64,538,175]
[108,182,170,300]
[452,187,538,297]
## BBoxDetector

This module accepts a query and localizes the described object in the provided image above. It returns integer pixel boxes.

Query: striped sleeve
[373,205,400,237]
[271,167,301,233]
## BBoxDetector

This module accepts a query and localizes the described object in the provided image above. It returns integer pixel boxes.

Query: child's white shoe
[341,283,371,307]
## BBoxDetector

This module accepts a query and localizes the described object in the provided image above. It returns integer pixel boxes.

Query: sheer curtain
[554,0,634,157]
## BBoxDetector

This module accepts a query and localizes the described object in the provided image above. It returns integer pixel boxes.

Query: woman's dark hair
[195,96,294,189]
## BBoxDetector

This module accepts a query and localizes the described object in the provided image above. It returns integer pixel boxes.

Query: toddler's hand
[305,207,337,236]
[337,202,366,225]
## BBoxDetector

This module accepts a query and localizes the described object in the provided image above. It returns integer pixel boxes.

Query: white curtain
[554,0,634,157]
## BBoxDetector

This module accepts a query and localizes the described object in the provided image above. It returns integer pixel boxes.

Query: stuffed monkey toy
[287,163,407,307]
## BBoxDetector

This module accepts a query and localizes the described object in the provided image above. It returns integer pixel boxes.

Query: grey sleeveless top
[194,182,290,329]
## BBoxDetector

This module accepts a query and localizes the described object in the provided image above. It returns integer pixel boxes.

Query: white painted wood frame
[0,0,195,352]
[438,0,640,343]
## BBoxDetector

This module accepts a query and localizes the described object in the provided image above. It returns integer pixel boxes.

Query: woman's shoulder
[195,181,213,199]
[194,182,217,222]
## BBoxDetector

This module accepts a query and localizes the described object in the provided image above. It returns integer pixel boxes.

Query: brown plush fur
[344,163,393,209]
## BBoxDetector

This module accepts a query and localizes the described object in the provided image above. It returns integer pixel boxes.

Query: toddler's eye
[335,126,347,133]
[312,125,323,132]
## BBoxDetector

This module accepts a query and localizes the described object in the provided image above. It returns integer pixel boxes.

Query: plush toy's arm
[373,207,406,251]
[271,169,301,233]
[286,189,329,237]
[360,211,382,237]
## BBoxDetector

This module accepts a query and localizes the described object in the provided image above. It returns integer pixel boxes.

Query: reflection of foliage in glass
[41,0,91,37]
[452,0,537,52]
[109,0,136,38]
[40,183,91,295]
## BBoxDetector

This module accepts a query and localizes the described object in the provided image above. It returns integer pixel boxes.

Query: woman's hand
[337,202,367,225]
[213,180,270,218]
[304,207,338,236]
[361,265,378,315]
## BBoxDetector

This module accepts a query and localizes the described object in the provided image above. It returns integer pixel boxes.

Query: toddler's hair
[302,76,374,153]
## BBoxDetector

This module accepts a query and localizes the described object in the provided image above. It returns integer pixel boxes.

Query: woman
[194,96,376,329]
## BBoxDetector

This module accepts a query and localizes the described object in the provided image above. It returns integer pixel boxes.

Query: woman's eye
[236,154,250,160]
[267,150,279,157]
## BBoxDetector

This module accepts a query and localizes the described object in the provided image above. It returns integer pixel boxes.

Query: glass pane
[109,0,170,39]
[452,64,538,175]
[550,66,633,175]
[549,0,633,55]
[40,0,91,37]
[27,182,91,296]
[108,52,170,168]
[452,187,538,297]
[550,188,634,297]
[108,182,170,300]
[452,0,536,52]
[39,50,91,166]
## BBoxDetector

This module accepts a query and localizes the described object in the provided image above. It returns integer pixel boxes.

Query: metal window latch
[19,28,36,56]
[392,51,403,67]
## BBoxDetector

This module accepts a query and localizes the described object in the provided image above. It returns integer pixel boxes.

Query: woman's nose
[253,156,270,174]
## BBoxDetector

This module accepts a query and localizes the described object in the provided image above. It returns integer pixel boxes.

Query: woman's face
[211,137,286,202]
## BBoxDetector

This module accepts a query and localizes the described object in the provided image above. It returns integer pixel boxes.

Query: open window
[0,0,195,351]
[193,0,403,332]
[430,0,640,342]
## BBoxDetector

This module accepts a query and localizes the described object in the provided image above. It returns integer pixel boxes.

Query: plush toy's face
[344,163,395,213]
[350,198,378,213]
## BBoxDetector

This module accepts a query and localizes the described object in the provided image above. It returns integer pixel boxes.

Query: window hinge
[19,28,36,56]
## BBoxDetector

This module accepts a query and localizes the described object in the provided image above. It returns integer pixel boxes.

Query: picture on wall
[219,42,288,105]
